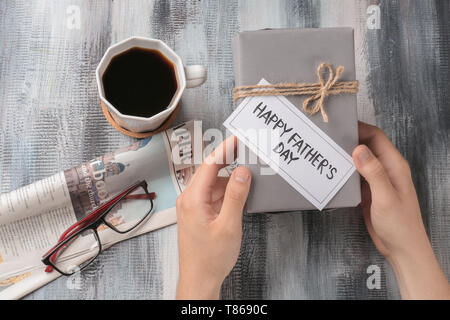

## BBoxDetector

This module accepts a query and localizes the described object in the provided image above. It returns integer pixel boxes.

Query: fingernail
[234,167,249,183]
[357,145,371,164]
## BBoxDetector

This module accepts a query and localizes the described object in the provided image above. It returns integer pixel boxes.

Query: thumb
[352,145,397,204]
[218,166,251,229]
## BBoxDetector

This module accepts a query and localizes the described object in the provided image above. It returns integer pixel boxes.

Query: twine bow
[232,63,359,122]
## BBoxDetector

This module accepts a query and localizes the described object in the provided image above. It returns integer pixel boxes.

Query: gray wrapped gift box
[232,27,361,212]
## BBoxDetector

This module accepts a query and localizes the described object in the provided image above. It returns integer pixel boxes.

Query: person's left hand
[176,136,251,299]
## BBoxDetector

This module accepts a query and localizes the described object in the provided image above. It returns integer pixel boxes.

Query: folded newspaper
[0,120,202,299]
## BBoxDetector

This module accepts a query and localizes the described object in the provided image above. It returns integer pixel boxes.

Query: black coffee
[102,47,178,118]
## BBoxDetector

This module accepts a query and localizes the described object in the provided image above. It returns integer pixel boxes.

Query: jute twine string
[232,63,359,123]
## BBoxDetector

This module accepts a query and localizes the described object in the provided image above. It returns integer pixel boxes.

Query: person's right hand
[352,121,450,299]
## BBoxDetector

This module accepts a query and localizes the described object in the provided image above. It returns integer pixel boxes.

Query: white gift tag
[224,79,356,210]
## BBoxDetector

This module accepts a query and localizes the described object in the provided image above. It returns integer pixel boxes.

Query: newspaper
[0,120,202,299]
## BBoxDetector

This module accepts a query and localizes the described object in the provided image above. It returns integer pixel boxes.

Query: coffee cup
[96,37,206,134]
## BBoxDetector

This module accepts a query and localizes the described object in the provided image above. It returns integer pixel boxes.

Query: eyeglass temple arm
[123,192,155,200]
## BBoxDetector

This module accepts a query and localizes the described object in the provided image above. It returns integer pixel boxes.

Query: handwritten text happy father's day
[253,101,337,180]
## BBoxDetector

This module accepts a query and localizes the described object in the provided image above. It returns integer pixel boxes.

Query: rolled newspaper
[0,120,202,299]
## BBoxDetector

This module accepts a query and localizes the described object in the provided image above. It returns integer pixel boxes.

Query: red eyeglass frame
[41,180,155,276]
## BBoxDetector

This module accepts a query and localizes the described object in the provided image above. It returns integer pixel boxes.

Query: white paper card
[223,79,356,210]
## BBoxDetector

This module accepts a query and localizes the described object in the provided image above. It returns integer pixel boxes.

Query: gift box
[232,28,361,212]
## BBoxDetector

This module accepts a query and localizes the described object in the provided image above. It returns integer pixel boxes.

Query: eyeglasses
[42,180,154,276]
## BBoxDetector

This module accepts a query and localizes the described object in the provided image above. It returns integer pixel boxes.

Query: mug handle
[184,65,207,88]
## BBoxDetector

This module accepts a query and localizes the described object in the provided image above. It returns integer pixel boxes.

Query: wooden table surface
[0,0,448,299]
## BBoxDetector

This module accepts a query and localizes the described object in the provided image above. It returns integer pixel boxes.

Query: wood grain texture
[0,0,448,299]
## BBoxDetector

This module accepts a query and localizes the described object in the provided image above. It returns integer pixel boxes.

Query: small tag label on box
[223,79,356,210]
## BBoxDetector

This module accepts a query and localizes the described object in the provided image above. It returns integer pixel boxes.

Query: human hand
[353,121,450,299]
[176,136,251,299]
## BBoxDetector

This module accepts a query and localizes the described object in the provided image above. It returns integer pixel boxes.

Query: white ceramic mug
[96,37,206,133]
